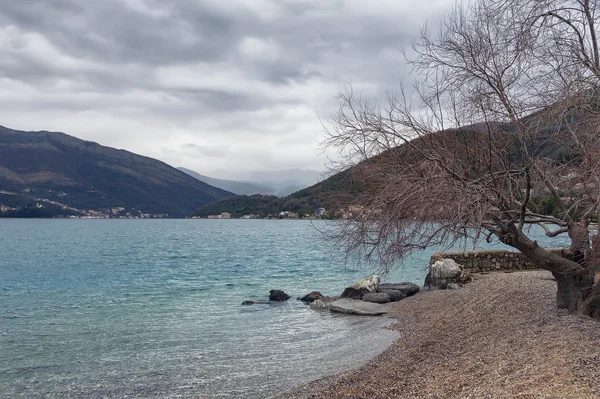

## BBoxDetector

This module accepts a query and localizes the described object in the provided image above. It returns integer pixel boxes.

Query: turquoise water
[0,220,413,398]
[0,219,569,398]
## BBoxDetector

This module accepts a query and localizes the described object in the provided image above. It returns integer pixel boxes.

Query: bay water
[0,219,568,398]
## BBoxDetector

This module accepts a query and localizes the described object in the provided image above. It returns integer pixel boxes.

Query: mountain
[193,194,279,218]
[208,168,323,196]
[193,110,584,219]
[0,125,234,217]
[193,168,360,218]
[177,167,276,195]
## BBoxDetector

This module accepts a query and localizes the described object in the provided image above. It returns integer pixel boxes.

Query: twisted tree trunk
[501,223,600,318]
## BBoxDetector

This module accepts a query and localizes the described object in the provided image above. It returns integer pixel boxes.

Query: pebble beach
[280,270,600,399]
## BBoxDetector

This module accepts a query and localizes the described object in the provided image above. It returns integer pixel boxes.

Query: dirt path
[280,271,600,398]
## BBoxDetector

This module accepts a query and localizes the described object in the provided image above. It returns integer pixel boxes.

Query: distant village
[0,200,168,219]
[192,208,328,220]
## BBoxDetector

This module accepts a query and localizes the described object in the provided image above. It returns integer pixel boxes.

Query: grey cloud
[181,143,228,157]
[0,0,454,174]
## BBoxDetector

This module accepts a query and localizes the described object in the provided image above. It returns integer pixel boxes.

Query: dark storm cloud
[0,0,453,174]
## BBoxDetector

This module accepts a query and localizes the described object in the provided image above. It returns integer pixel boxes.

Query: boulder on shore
[269,289,291,301]
[426,258,469,289]
[329,298,389,316]
[379,282,420,297]
[362,292,391,304]
[378,289,406,302]
[297,291,323,303]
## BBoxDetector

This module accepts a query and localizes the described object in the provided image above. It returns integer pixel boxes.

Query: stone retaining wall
[429,248,564,274]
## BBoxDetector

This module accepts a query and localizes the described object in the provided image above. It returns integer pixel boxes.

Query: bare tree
[324,0,600,318]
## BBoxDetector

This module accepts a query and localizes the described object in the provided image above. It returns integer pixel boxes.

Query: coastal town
[0,197,169,219]
[193,208,328,220]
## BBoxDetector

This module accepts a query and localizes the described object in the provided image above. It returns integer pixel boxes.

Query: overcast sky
[0,0,453,180]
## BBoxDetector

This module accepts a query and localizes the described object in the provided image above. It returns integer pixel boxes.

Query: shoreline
[279,270,600,398]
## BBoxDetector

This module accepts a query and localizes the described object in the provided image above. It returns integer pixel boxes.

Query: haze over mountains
[177,167,277,196]
[0,126,234,217]
[179,167,323,197]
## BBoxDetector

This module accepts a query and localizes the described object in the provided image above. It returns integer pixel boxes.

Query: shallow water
[0,219,569,398]
[1,220,408,398]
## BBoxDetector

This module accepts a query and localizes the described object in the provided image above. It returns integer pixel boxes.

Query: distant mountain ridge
[209,168,323,196]
[0,125,234,217]
[193,112,580,219]
[193,168,357,218]
[177,167,276,196]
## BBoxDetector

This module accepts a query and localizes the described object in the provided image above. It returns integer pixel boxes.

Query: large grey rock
[379,282,420,297]
[269,289,291,301]
[379,289,406,302]
[362,292,390,303]
[427,258,465,289]
[329,298,389,316]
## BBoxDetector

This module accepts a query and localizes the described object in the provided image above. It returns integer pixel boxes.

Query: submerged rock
[297,291,323,303]
[269,289,291,301]
[379,282,420,297]
[329,298,389,316]
[241,300,271,305]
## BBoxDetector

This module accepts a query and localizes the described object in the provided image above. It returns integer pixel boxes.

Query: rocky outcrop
[297,291,323,303]
[379,282,420,297]
[362,292,391,304]
[329,298,389,316]
[269,289,291,301]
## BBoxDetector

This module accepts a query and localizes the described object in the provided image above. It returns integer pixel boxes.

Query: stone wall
[429,248,564,274]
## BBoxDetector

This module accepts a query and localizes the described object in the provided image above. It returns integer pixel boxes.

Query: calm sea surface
[0,219,568,398]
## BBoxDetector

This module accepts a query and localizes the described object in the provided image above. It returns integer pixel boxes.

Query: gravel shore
[279,270,600,398]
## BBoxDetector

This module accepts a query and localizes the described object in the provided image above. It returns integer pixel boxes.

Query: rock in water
[241,300,271,305]
[341,275,381,300]
[352,275,380,292]
[340,287,367,300]
[269,289,291,301]
[297,291,323,303]
[378,282,420,297]
[329,298,389,316]
[427,258,465,289]
[310,296,336,310]
[362,292,391,304]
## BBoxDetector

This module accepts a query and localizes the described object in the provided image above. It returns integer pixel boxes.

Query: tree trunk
[501,223,600,318]
[552,271,593,313]
[579,282,600,319]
